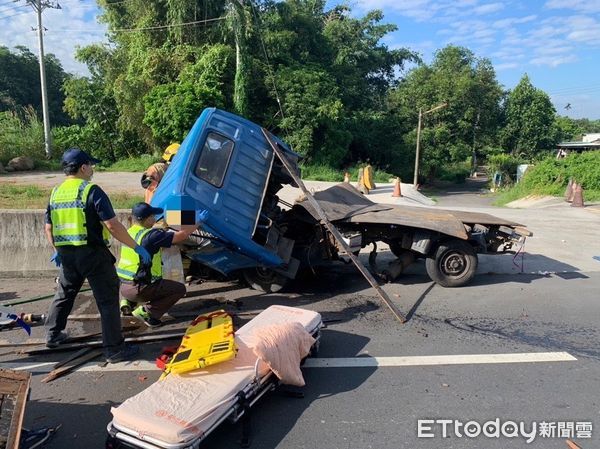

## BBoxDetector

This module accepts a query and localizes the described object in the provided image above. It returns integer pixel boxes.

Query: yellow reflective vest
[117,224,162,282]
[49,178,109,246]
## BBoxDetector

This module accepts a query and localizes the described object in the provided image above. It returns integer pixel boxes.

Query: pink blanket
[247,321,316,387]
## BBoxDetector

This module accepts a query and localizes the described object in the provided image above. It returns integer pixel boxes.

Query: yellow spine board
[161,310,237,379]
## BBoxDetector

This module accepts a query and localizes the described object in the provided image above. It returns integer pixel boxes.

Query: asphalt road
[2,183,600,449]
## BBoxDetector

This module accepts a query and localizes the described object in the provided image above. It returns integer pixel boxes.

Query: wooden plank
[0,369,31,449]
[41,349,103,383]
[23,331,185,355]
[0,325,140,349]
[52,348,95,370]
[262,128,406,323]
[0,331,102,348]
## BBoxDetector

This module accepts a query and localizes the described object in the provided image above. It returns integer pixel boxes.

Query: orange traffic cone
[567,181,577,202]
[356,168,369,194]
[344,171,350,183]
[392,177,402,197]
[564,178,573,201]
[571,183,584,207]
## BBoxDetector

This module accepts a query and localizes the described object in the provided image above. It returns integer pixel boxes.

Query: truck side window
[194,132,234,187]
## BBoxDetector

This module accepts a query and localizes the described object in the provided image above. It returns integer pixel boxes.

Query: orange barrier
[567,181,576,202]
[392,177,402,197]
[564,178,573,201]
[571,183,584,207]
[356,168,369,194]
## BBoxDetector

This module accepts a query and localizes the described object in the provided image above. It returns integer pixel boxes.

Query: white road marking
[302,352,577,368]
[3,352,576,374]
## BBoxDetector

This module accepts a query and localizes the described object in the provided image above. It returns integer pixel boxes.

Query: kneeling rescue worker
[117,202,208,327]
[44,148,152,362]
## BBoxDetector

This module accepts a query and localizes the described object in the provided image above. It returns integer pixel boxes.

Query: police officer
[44,148,152,363]
[117,202,207,327]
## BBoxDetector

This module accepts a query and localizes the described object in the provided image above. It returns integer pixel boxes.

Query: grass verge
[0,184,143,209]
[301,164,396,183]
[101,155,157,172]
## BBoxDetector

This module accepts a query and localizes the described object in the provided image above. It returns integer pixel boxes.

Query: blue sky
[1,0,599,119]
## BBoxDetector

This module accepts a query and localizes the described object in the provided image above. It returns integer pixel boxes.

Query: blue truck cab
[151,108,301,288]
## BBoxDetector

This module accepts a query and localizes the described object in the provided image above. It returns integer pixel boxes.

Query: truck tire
[243,267,288,293]
[425,239,478,287]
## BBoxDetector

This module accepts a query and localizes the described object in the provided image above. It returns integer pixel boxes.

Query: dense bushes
[520,152,600,192]
[0,108,45,164]
[487,153,523,184]
[497,151,600,203]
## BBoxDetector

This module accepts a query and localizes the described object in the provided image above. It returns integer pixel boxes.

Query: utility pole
[413,108,423,186]
[26,0,60,158]
[471,110,481,177]
[413,102,448,186]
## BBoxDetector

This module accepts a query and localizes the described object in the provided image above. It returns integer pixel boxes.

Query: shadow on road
[0,290,18,301]
[24,331,372,449]
[200,329,374,449]
[479,252,586,276]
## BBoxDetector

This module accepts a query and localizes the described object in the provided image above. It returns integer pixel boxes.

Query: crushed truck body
[150,107,531,291]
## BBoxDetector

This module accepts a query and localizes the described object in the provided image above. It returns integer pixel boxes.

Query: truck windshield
[194,132,234,187]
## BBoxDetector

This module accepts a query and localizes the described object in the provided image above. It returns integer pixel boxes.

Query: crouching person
[117,202,207,327]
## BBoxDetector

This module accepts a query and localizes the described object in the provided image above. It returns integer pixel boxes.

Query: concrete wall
[0,209,131,277]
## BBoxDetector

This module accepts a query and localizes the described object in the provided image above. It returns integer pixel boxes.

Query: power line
[548,83,600,95]
[247,0,285,121]
[0,3,27,13]
[0,0,19,6]
[49,15,226,33]
[0,8,29,19]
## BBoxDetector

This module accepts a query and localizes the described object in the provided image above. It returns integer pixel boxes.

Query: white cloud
[0,1,106,75]
[562,16,600,44]
[472,2,504,15]
[355,0,437,21]
[529,54,578,67]
[545,0,600,13]
[492,15,537,29]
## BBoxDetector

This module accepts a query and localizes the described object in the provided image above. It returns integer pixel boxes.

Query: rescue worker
[44,148,152,363]
[117,202,208,327]
[141,143,180,203]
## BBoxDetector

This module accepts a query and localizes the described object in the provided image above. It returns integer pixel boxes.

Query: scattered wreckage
[150,108,531,292]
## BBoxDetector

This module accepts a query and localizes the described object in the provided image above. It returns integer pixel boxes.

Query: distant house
[582,133,600,143]
[556,133,600,158]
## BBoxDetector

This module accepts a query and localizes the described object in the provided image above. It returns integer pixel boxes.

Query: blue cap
[61,148,102,167]
[132,202,163,220]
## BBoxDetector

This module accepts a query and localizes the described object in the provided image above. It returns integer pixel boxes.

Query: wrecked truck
[150,107,531,291]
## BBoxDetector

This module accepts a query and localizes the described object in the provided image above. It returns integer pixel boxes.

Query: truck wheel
[425,240,478,287]
[243,267,288,293]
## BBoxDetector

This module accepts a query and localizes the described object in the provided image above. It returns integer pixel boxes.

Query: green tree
[572,118,600,133]
[390,45,503,179]
[69,0,415,167]
[143,45,233,142]
[0,45,70,126]
[500,74,558,158]
[555,115,584,141]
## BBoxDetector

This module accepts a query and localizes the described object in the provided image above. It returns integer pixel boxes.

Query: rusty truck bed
[297,183,526,240]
